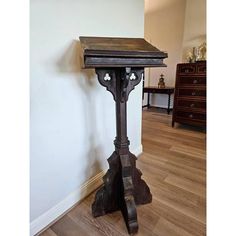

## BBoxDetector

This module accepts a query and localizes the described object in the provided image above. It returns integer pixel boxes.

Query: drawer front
[178,88,206,97]
[178,76,206,86]
[196,63,206,74]
[178,64,196,74]
[177,99,206,110]
[176,110,206,121]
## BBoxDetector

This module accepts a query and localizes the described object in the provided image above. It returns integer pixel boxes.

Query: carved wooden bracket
[96,68,144,102]
[95,69,117,101]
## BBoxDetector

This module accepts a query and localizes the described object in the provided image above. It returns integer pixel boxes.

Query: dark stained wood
[80,36,167,68]
[142,87,175,114]
[79,36,167,234]
[93,67,152,234]
[172,62,206,128]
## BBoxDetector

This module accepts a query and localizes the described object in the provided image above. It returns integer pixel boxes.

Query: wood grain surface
[79,36,167,68]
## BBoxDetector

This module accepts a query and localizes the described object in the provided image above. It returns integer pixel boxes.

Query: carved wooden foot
[92,151,152,234]
[92,151,121,217]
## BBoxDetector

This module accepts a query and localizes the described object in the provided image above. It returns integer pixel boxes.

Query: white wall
[144,0,186,109]
[30,0,144,234]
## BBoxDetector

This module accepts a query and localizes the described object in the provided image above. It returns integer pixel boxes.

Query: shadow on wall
[56,39,105,196]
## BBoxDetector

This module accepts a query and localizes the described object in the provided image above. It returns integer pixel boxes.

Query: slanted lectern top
[80,36,168,234]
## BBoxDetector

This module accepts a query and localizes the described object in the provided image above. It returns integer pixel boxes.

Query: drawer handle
[189,114,193,118]
[193,79,198,84]
[190,103,195,108]
[192,91,196,96]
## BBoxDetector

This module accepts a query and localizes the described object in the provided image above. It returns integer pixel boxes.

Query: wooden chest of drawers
[172,62,206,127]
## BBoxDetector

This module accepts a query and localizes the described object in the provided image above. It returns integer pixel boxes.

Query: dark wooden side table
[80,36,167,234]
[142,87,175,114]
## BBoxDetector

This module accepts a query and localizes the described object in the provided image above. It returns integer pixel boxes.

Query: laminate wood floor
[39,109,206,236]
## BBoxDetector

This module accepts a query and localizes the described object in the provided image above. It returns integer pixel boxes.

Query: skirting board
[142,93,174,109]
[143,105,173,109]
[152,105,173,109]
[30,145,143,236]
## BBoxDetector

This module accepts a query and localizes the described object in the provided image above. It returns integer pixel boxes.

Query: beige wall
[144,0,186,108]
[182,0,206,61]
[144,0,206,108]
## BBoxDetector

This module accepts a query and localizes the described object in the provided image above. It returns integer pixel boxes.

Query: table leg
[172,120,175,127]
[147,92,150,108]
[167,92,171,114]
[142,79,144,100]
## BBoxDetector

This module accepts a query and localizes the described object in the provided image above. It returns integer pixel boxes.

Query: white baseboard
[150,104,173,109]
[30,145,143,236]
[132,144,143,158]
[30,170,105,236]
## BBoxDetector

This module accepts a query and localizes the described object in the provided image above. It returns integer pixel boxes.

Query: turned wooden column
[80,36,168,234]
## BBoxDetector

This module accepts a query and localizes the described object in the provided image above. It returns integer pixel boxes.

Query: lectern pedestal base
[92,151,152,234]
[79,36,167,234]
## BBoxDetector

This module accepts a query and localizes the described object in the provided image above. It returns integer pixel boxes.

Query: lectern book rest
[80,36,168,234]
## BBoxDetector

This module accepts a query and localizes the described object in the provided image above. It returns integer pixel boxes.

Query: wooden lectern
[80,36,167,234]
